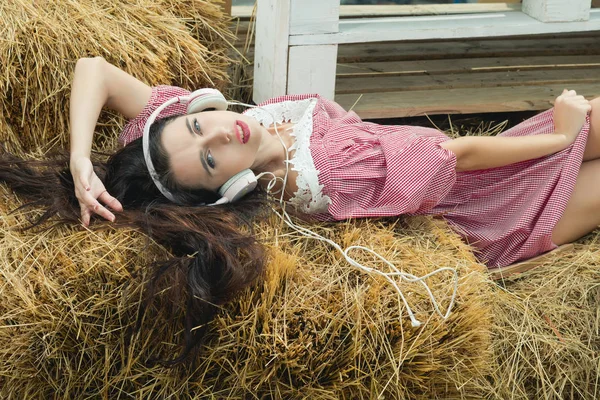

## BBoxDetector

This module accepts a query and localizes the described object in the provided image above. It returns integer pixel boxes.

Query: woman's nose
[204,128,231,146]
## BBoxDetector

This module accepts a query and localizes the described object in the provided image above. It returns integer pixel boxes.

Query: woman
[73,57,596,266]
[1,57,597,363]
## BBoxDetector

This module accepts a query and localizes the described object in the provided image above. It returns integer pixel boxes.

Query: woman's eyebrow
[185,118,194,137]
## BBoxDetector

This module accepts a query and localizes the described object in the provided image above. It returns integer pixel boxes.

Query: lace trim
[245,100,331,213]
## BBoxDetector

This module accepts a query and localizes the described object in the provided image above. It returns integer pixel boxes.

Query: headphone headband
[142,96,181,203]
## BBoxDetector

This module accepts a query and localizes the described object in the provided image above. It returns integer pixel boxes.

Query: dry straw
[2,183,599,398]
[488,241,600,399]
[0,186,495,398]
[0,0,235,154]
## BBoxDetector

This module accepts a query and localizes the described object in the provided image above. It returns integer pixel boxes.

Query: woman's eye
[206,151,216,169]
[193,119,201,134]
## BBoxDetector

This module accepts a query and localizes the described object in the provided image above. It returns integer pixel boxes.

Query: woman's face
[160,111,265,192]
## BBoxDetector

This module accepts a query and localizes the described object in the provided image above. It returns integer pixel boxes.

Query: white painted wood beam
[289,10,600,46]
[522,0,591,22]
[287,44,338,100]
[253,0,291,103]
[286,0,339,100]
[290,0,339,35]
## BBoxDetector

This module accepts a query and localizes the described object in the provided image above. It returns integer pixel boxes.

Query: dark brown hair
[0,118,270,366]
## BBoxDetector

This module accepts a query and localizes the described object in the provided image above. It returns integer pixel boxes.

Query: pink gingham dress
[120,86,590,268]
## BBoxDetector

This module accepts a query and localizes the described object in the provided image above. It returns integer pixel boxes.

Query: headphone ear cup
[187,89,228,114]
[218,169,258,202]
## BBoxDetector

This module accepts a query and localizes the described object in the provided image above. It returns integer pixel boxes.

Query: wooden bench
[249,0,600,118]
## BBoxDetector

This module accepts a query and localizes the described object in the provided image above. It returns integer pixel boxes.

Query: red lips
[235,120,250,144]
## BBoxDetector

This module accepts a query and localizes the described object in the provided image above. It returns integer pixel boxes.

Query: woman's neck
[253,122,294,174]
[253,122,298,198]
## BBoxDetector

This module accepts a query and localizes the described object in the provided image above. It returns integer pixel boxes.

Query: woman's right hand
[554,89,592,145]
[70,156,123,227]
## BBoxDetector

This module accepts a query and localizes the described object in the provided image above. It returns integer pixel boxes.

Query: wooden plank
[232,4,522,19]
[336,67,600,94]
[334,83,600,119]
[522,0,591,22]
[336,34,600,63]
[238,35,600,66]
[336,55,600,77]
[235,23,600,42]
[289,10,600,46]
[338,3,521,18]
[233,55,600,84]
[233,18,600,57]
[286,0,339,99]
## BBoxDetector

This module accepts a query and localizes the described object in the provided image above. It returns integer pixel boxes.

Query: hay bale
[0,183,496,398]
[489,240,600,399]
[198,217,493,398]
[1,178,598,398]
[0,0,235,154]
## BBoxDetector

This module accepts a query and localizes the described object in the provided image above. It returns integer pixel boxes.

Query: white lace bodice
[244,99,331,213]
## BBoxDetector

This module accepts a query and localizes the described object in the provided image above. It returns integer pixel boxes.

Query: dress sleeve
[118,85,191,146]
[320,128,458,219]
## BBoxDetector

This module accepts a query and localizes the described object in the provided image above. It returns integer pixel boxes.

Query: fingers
[81,206,91,227]
[90,196,115,223]
[557,89,591,108]
[98,190,123,212]
[560,89,578,98]
[79,190,118,225]
[560,89,588,101]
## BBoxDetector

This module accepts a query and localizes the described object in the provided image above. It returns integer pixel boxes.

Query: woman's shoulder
[119,85,190,146]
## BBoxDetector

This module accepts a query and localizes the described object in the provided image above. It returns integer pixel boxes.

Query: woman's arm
[69,57,152,225]
[441,89,591,172]
[69,57,152,160]
[440,133,569,172]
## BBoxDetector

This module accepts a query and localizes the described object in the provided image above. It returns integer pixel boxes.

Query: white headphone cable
[229,100,459,327]
[271,207,458,327]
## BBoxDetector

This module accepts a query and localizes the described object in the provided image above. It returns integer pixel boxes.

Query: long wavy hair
[0,116,270,366]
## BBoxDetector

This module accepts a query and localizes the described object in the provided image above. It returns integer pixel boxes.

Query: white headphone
[141,89,258,205]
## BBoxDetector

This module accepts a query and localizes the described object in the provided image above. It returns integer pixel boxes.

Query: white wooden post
[287,0,340,100]
[522,0,591,22]
[254,0,340,103]
[287,44,338,98]
[287,0,339,99]
[253,0,291,104]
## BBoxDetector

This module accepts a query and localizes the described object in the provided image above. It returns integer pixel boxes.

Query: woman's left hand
[554,89,592,145]
[70,156,123,226]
